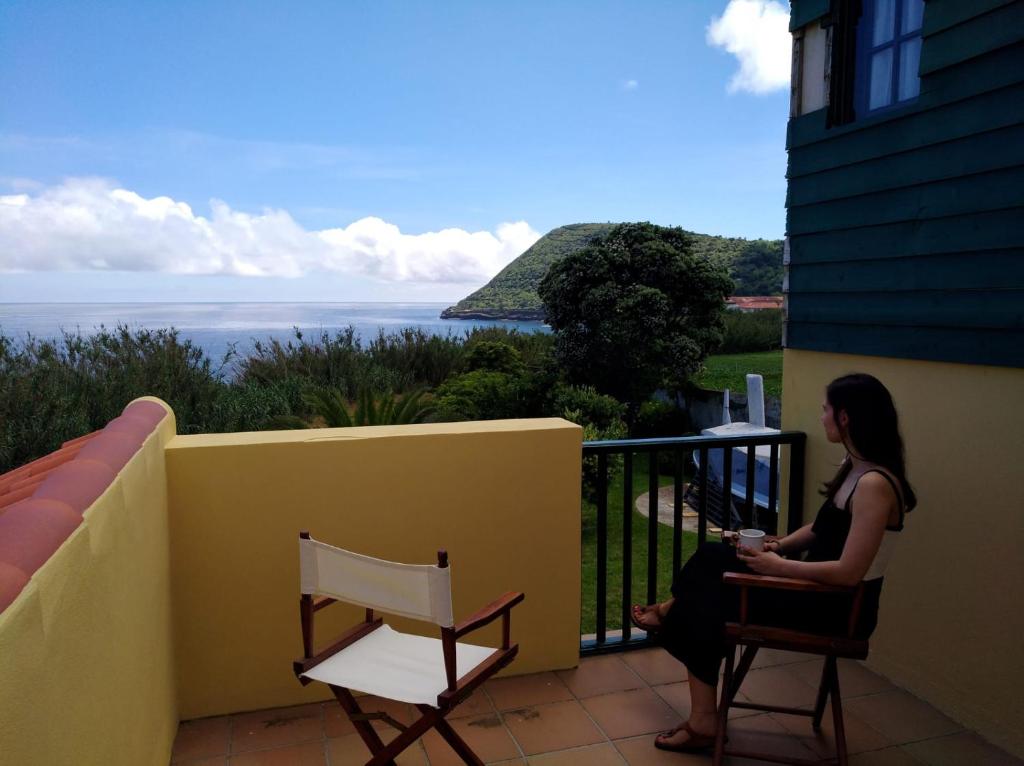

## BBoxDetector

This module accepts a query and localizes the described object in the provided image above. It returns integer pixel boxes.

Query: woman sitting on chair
[631,373,916,753]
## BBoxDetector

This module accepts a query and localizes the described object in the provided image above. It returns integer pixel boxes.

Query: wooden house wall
[784,0,1024,367]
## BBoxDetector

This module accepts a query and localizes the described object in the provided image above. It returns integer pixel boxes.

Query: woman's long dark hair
[821,373,917,511]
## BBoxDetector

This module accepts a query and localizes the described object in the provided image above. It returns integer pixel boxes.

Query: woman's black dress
[659,470,903,686]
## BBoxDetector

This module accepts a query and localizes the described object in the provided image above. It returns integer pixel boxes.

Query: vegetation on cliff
[442,222,782,319]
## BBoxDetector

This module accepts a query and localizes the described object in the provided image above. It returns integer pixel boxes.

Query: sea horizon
[0,301,550,364]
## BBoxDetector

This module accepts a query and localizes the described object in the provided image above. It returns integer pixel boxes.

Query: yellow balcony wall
[0,401,179,766]
[165,418,583,720]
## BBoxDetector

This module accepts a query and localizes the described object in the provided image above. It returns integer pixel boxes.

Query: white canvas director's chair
[292,531,524,766]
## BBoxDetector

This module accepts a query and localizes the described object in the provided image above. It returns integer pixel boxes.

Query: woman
[631,373,916,753]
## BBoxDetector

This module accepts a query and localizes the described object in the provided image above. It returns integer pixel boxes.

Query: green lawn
[581,453,699,635]
[695,350,783,398]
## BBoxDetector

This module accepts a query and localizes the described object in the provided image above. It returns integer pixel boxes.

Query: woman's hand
[736,545,787,575]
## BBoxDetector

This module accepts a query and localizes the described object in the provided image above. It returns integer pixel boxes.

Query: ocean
[0,303,549,363]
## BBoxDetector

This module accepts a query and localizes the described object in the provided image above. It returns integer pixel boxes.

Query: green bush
[432,370,526,421]
[0,327,224,472]
[550,385,625,430]
[464,341,526,375]
[719,310,782,354]
[633,399,691,439]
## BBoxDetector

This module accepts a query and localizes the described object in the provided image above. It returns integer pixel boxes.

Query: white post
[746,374,765,428]
[722,389,731,425]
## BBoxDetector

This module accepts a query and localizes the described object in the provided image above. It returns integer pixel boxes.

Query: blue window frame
[855,0,925,115]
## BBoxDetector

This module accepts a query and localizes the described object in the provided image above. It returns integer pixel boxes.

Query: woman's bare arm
[740,474,894,586]
[769,523,816,556]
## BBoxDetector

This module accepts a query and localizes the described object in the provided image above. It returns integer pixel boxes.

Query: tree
[731,240,783,296]
[538,222,732,417]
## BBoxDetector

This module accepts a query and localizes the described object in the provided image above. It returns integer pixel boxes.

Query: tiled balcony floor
[171,648,1022,765]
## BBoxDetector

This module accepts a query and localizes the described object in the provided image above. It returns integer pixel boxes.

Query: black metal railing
[580,431,806,655]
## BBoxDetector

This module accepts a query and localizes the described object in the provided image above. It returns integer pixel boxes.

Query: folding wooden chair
[292,531,524,766]
[713,572,869,766]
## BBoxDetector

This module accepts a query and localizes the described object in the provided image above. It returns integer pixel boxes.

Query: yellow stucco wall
[0,399,178,766]
[165,418,583,720]
[782,349,1024,758]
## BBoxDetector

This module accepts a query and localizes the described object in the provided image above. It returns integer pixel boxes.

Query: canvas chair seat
[300,624,495,706]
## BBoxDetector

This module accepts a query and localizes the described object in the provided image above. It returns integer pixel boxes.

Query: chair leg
[829,658,850,766]
[812,656,832,732]
[729,644,759,700]
[421,708,485,766]
[713,645,736,766]
[330,686,396,766]
[366,709,441,766]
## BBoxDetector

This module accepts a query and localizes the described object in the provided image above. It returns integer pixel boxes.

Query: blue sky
[0,0,792,302]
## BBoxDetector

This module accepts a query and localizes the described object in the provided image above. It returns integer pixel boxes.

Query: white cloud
[623,79,639,91]
[0,178,541,285]
[707,0,791,94]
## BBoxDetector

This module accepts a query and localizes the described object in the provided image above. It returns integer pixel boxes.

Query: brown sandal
[653,722,722,753]
[630,604,664,633]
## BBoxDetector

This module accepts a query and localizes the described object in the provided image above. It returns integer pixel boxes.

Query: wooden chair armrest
[723,572,856,594]
[452,591,524,639]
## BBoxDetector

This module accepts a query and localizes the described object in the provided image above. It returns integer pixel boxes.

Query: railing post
[647,452,658,606]
[621,451,633,641]
[596,453,608,646]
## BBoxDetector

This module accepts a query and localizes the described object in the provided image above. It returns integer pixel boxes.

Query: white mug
[738,529,766,552]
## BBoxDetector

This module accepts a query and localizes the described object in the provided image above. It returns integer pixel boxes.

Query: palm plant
[276,387,435,429]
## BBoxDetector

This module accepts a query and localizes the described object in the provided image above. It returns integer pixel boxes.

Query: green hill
[441,223,782,320]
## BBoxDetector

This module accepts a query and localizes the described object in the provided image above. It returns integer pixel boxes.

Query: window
[825,0,925,127]
[857,0,925,113]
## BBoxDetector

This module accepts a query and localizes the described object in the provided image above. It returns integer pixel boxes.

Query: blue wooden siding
[785,0,1024,368]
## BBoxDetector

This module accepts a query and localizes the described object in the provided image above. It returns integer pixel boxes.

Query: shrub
[432,371,525,421]
[718,310,782,354]
[550,385,626,430]
[464,341,526,375]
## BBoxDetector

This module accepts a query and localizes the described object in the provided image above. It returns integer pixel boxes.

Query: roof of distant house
[727,296,783,310]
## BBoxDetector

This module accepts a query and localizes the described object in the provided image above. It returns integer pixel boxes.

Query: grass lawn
[695,350,783,398]
[581,453,699,635]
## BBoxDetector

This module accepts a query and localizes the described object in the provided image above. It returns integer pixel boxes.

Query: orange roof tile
[0,400,169,613]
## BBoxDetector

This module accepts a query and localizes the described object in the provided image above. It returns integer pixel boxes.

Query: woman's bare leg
[655,671,719,746]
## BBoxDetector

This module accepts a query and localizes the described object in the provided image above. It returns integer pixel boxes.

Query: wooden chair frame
[713,571,868,766]
[292,534,525,766]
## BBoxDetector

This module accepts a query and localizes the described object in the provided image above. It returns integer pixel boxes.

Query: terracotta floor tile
[488,759,527,766]
[787,658,896,698]
[449,689,496,719]
[651,681,759,721]
[620,649,685,686]
[556,655,644,699]
[613,734,712,765]
[849,747,926,765]
[227,741,327,765]
[173,716,231,762]
[770,704,892,757]
[731,666,818,710]
[326,734,427,765]
[901,731,1024,765]
[485,673,573,711]
[526,742,625,765]
[421,714,520,765]
[748,648,807,669]
[845,691,962,745]
[723,714,821,763]
[176,758,228,766]
[581,688,678,740]
[231,704,324,754]
[503,700,606,756]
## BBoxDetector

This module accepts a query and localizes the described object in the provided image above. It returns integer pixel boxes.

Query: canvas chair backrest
[299,536,455,627]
